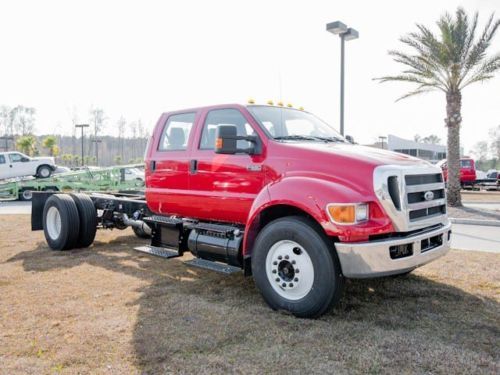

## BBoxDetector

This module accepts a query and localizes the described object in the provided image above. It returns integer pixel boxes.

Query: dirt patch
[0,215,499,374]
[447,205,500,220]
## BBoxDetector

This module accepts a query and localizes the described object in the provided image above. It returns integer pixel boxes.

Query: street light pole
[75,124,89,166]
[326,21,359,136]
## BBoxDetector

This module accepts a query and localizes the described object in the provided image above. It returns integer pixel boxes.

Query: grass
[0,215,499,374]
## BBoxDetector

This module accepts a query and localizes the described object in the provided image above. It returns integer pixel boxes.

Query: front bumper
[335,222,452,278]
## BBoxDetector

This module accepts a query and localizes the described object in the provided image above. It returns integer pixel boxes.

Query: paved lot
[0,201,31,215]
[451,224,500,253]
[464,202,500,211]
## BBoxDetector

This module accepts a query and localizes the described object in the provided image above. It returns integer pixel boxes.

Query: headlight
[327,203,369,225]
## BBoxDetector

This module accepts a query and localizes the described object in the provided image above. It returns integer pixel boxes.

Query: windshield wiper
[274,135,346,143]
[274,135,320,141]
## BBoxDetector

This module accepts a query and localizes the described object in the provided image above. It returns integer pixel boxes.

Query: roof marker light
[267,100,274,105]
[277,101,284,107]
[248,98,255,104]
[287,103,293,108]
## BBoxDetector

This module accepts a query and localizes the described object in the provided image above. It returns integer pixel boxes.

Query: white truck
[0,151,56,180]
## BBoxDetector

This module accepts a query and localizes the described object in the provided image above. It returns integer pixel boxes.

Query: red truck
[436,157,477,187]
[31,103,451,318]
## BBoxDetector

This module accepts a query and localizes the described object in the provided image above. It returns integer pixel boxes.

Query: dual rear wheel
[43,193,97,250]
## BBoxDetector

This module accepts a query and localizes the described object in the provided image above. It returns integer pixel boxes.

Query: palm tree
[376,7,500,206]
[16,135,37,156]
[42,135,58,156]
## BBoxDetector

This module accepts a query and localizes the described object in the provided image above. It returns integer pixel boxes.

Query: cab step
[134,245,180,259]
[185,258,241,274]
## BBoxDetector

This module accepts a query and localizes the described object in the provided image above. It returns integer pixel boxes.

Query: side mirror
[21,157,30,162]
[215,124,259,155]
[345,135,354,144]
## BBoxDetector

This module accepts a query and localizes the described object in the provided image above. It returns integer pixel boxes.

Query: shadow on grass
[7,237,500,373]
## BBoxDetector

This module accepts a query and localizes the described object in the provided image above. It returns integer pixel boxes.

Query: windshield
[247,106,345,142]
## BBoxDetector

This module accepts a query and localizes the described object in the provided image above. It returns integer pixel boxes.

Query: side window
[9,153,23,163]
[199,109,256,150]
[158,112,196,151]
[0,155,5,164]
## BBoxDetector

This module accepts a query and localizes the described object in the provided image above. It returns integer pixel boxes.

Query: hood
[285,142,431,168]
[33,156,55,164]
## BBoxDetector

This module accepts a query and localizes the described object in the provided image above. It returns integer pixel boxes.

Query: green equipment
[0,164,145,201]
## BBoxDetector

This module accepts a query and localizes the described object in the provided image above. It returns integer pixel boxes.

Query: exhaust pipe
[121,213,152,235]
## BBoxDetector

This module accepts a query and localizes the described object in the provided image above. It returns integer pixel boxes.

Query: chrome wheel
[265,240,314,300]
[46,206,62,240]
[39,167,50,178]
[22,190,33,200]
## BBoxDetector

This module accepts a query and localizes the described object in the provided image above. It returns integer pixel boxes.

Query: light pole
[75,124,89,166]
[326,21,359,136]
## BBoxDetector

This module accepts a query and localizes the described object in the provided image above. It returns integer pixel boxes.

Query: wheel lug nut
[295,269,299,273]
[289,283,293,287]
[291,260,296,265]
[285,255,289,260]
[272,269,277,274]
[294,278,298,282]
[278,256,282,260]
[275,278,280,282]
[273,261,277,265]
[282,283,286,288]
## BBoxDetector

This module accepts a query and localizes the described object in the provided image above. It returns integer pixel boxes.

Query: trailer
[0,164,145,201]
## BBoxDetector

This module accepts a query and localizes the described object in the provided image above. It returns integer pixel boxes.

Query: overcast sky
[0,0,499,152]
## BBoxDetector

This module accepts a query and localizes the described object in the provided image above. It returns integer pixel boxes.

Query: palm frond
[395,87,437,102]
[461,52,500,88]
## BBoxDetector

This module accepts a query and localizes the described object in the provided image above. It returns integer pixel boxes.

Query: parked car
[31,103,451,318]
[0,151,56,180]
[436,157,477,187]
[124,167,145,181]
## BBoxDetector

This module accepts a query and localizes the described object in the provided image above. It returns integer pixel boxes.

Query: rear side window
[199,109,256,150]
[9,153,23,162]
[0,155,5,164]
[158,112,196,151]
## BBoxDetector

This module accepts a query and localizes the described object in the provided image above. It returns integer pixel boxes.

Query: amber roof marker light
[326,21,359,136]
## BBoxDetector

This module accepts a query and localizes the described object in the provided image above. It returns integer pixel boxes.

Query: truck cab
[437,157,477,187]
[142,103,451,316]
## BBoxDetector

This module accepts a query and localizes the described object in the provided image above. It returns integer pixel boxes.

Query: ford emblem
[424,191,435,201]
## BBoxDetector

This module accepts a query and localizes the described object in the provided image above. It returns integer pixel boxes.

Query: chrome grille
[374,165,449,232]
[404,174,446,223]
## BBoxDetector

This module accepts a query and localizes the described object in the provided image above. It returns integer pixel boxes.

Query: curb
[450,218,500,227]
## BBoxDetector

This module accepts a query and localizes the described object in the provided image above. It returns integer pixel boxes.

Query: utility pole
[75,124,89,166]
[92,138,102,166]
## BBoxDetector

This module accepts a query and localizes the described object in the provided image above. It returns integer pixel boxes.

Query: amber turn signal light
[327,203,369,225]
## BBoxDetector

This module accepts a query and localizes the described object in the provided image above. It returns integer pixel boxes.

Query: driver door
[8,153,32,178]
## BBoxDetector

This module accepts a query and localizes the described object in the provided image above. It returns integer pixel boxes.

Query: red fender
[242,176,393,257]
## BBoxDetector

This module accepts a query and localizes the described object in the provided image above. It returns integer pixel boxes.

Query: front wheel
[251,216,344,318]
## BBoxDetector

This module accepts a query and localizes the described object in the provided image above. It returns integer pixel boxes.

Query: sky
[0,0,499,153]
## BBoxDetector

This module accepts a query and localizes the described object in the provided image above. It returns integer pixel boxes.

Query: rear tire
[70,193,97,248]
[37,165,52,178]
[251,216,344,318]
[19,188,35,201]
[43,194,80,250]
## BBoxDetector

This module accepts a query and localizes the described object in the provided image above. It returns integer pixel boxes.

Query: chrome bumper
[335,222,452,278]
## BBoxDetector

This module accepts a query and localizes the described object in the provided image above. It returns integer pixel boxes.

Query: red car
[437,158,477,187]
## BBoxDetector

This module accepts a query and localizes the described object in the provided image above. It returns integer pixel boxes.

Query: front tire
[43,194,80,250]
[251,216,344,318]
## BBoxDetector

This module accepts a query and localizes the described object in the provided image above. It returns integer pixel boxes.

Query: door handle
[189,159,198,174]
[150,160,156,172]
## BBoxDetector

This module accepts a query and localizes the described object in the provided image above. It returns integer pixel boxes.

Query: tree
[11,106,36,135]
[42,135,59,156]
[470,140,489,162]
[114,155,122,165]
[414,134,422,142]
[421,134,442,144]
[489,125,500,161]
[89,107,106,160]
[376,7,500,206]
[16,135,37,156]
[117,116,126,160]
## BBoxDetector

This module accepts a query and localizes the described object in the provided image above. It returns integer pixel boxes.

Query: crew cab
[0,151,56,180]
[31,103,451,318]
[436,157,477,187]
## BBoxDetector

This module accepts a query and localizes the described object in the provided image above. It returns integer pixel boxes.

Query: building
[368,134,447,162]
